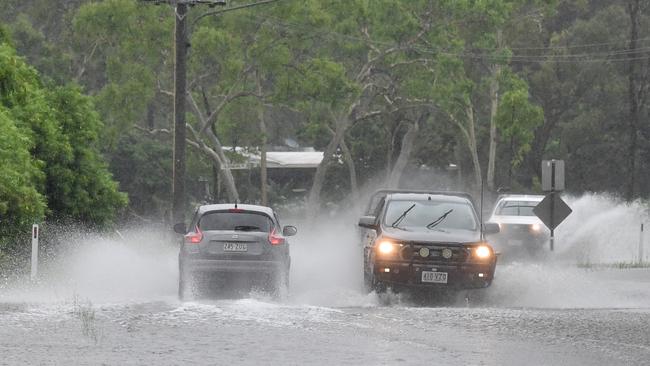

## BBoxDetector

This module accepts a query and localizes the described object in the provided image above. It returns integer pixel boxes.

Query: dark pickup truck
[358,190,499,293]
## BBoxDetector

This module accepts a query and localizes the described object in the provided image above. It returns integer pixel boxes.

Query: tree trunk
[385,126,394,182]
[146,99,155,130]
[387,114,425,188]
[339,135,358,200]
[256,71,268,206]
[203,128,240,202]
[465,104,482,189]
[449,104,481,190]
[186,92,240,203]
[487,30,502,192]
[307,117,346,213]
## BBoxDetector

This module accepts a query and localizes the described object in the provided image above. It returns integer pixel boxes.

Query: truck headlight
[378,241,398,255]
[475,245,492,259]
[530,223,541,232]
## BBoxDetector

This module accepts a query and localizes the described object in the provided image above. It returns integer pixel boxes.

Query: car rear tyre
[268,269,289,300]
[178,271,188,301]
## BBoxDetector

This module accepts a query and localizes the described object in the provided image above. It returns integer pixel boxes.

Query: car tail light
[184,226,203,244]
[268,228,285,245]
[229,208,244,213]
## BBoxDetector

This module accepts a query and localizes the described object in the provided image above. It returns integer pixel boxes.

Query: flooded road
[1,280,649,365]
[1,195,650,365]
[2,261,650,365]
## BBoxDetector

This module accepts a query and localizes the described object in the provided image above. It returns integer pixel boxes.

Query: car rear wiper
[427,209,453,229]
[391,204,416,228]
[234,225,261,231]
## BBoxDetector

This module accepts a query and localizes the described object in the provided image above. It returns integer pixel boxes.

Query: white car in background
[487,194,549,258]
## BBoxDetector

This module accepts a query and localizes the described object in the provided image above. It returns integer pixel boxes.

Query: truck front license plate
[421,271,448,284]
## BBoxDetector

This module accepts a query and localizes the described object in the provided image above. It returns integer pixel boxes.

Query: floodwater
[1,194,649,365]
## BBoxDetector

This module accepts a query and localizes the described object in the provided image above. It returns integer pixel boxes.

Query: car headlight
[474,245,492,259]
[530,223,541,232]
[378,241,399,255]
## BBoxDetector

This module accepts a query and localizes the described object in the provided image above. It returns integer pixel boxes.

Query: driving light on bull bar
[378,241,397,255]
[475,245,492,259]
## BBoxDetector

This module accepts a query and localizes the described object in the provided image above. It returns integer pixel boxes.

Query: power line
[240,14,650,64]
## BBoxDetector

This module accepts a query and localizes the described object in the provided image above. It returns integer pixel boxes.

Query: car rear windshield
[496,200,538,216]
[198,211,273,232]
[384,200,477,230]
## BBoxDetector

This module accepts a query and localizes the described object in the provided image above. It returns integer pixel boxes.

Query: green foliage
[45,85,128,224]
[3,0,650,225]
[496,72,544,167]
[72,0,172,147]
[109,131,171,219]
[0,108,45,238]
[0,34,126,258]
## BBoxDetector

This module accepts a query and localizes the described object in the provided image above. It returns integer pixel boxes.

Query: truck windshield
[384,200,477,230]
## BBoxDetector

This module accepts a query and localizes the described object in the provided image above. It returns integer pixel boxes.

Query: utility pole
[140,0,280,224]
[173,1,189,226]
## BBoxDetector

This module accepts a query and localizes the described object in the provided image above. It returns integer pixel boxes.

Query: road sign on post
[31,224,39,281]
[533,193,572,231]
[537,160,570,251]
[542,160,565,191]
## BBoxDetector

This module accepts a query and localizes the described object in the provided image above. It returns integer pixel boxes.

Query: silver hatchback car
[174,203,297,300]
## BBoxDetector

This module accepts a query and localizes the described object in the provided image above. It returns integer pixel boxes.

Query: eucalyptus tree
[432,0,550,191]
[276,0,462,210]
[184,1,297,204]
[72,0,174,147]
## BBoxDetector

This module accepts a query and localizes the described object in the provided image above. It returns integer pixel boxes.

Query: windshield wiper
[391,204,416,228]
[427,209,453,229]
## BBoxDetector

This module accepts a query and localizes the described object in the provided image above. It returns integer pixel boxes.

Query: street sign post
[536,160,570,251]
[31,224,39,281]
[542,160,565,191]
[533,193,572,231]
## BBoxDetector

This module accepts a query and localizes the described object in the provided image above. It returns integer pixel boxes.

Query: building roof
[252,151,324,169]
[222,148,324,170]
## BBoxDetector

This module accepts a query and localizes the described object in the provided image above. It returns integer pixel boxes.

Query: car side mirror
[282,225,297,236]
[483,222,500,235]
[358,215,378,229]
[173,223,187,234]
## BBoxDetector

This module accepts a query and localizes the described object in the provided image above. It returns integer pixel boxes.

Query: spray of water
[0,193,648,309]
[0,227,178,304]
[557,193,648,264]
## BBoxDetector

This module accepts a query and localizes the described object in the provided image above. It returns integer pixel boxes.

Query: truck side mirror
[358,216,378,229]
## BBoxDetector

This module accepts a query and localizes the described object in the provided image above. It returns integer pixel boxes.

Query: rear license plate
[421,271,448,284]
[223,243,247,252]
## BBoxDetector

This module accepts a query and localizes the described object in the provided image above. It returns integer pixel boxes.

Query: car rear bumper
[182,258,285,274]
[373,260,496,289]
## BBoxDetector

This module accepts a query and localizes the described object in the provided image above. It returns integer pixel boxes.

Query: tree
[0,31,126,262]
